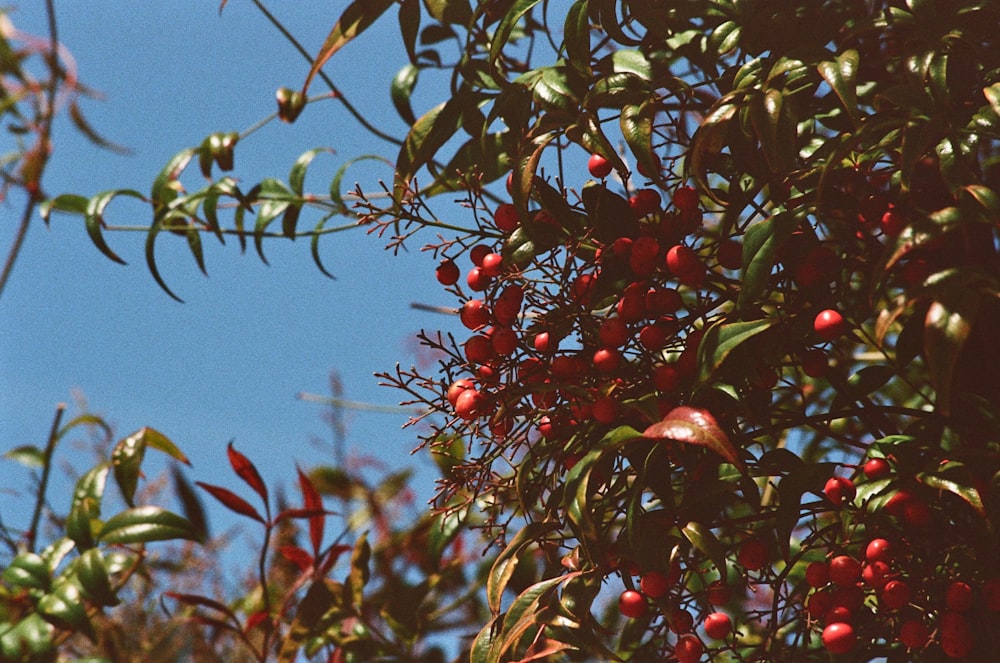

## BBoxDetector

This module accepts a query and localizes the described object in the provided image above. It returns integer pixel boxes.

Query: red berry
[863,457,891,480]
[898,619,929,649]
[629,188,661,218]
[706,580,731,606]
[480,252,504,277]
[806,561,830,588]
[674,634,703,663]
[813,309,847,341]
[800,349,829,377]
[879,579,912,610]
[447,378,475,407]
[618,590,647,619]
[807,590,833,618]
[828,555,862,587]
[460,300,490,330]
[490,326,518,355]
[466,266,491,291]
[703,612,731,640]
[645,286,683,315]
[638,570,669,599]
[653,364,681,392]
[454,388,486,420]
[668,608,694,634]
[666,244,703,280]
[672,185,700,211]
[493,203,519,233]
[793,246,839,288]
[588,153,613,178]
[533,331,558,354]
[865,538,892,563]
[821,622,856,654]
[464,335,494,365]
[436,259,460,285]
[902,498,931,527]
[945,581,974,612]
[939,611,974,659]
[881,207,906,236]
[861,560,892,590]
[599,317,630,348]
[593,347,621,373]
[738,538,769,571]
[469,244,491,266]
[824,476,856,506]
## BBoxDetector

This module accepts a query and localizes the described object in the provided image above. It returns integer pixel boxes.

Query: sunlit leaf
[98,505,205,544]
[924,293,979,416]
[644,406,743,470]
[487,520,562,615]
[301,0,396,96]
[196,481,265,524]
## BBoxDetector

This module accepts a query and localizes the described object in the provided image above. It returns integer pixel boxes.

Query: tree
[5,0,1000,661]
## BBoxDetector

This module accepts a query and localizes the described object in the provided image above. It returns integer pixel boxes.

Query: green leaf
[391,63,420,125]
[40,193,89,222]
[486,520,562,615]
[489,0,544,82]
[644,406,743,470]
[279,579,349,663]
[38,579,95,642]
[681,521,727,579]
[738,211,799,309]
[67,465,110,549]
[289,147,333,198]
[398,0,420,62]
[611,50,652,80]
[688,102,737,203]
[621,100,658,179]
[85,190,146,265]
[423,0,471,25]
[394,99,464,200]
[348,533,371,610]
[0,614,56,659]
[76,548,120,607]
[563,0,591,76]
[984,82,1000,118]
[924,293,980,416]
[98,506,204,545]
[697,318,775,382]
[817,49,861,126]
[301,0,396,95]
[2,552,50,590]
[144,219,184,303]
[151,148,196,205]
[3,444,45,468]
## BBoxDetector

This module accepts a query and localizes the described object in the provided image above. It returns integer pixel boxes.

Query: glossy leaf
[681,521,727,578]
[738,211,799,309]
[924,293,979,416]
[0,613,56,659]
[697,318,775,382]
[38,579,95,641]
[391,63,420,125]
[76,548,120,607]
[196,481,266,523]
[67,464,110,549]
[394,99,464,199]
[644,406,743,470]
[301,0,396,96]
[621,100,658,180]
[817,49,860,126]
[489,0,544,81]
[688,102,736,203]
[4,444,44,468]
[144,219,183,302]
[918,466,985,517]
[2,551,50,590]
[150,148,196,205]
[111,429,146,508]
[85,189,145,265]
[563,0,591,76]
[487,520,562,615]
[98,505,205,545]
[227,441,268,503]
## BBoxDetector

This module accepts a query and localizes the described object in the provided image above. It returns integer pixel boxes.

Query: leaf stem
[27,403,66,552]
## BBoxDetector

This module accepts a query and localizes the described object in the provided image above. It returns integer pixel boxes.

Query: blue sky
[1,3,460,536]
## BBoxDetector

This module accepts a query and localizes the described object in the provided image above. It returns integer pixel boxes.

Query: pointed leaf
[644,406,743,470]
[76,548,119,607]
[38,580,95,642]
[924,293,979,416]
[112,429,147,507]
[818,49,860,125]
[196,482,265,523]
[489,0,544,81]
[2,552,50,590]
[4,444,45,468]
[348,533,371,609]
[697,318,775,382]
[391,63,420,125]
[227,442,267,503]
[85,190,145,265]
[487,520,562,615]
[301,0,396,96]
[738,211,799,309]
[298,466,324,557]
[98,505,204,545]
[681,521,727,579]
[145,220,184,302]
[688,103,736,203]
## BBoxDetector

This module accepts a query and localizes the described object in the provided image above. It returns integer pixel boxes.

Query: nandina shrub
[41,0,1000,661]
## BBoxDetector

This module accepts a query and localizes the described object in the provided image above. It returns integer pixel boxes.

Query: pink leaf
[643,406,743,470]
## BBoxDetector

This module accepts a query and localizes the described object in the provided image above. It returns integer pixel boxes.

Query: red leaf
[643,406,744,470]
[298,467,324,558]
[227,442,268,504]
[274,507,329,522]
[278,544,314,572]
[244,610,271,633]
[318,543,352,575]
[196,481,265,523]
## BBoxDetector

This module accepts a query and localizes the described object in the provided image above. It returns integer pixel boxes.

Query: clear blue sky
[1,2,460,535]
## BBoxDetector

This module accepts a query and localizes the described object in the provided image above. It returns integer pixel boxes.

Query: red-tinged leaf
[244,610,271,634]
[227,441,268,504]
[301,0,395,96]
[279,545,315,572]
[195,482,265,523]
[298,467,324,558]
[163,591,239,625]
[643,406,743,470]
